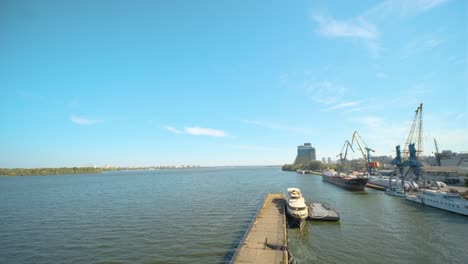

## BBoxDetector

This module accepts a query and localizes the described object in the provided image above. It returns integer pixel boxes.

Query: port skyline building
[294,143,316,165]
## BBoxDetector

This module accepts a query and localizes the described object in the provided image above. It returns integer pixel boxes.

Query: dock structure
[366,182,385,191]
[231,193,288,264]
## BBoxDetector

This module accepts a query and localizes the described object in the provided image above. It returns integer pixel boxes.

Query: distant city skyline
[1,0,466,168]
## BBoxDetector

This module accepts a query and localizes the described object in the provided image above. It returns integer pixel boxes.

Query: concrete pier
[231,193,288,264]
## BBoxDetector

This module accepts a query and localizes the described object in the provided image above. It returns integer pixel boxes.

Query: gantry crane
[351,131,379,176]
[391,103,424,181]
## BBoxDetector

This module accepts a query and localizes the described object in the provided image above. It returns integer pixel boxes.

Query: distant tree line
[282,161,338,172]
[0,167,104,176]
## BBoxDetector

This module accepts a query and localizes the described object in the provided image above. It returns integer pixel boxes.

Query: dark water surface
[1,167,467,263]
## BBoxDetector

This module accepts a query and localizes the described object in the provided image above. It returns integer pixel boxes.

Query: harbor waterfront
[1,167,467,263]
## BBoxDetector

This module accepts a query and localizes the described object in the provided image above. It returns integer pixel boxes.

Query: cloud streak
[364,0,448,21]
[400,36,444,59]
[313,0,448,56]
[303,80,366,112]
[325,101,361,111]
[164,125,183,134]
[70,115,101,125]
[351,116,385,129]
[184,126,227,137]
[313,14,380,55]
[164,125,228,138]
[241,119,312,134]
[313,15,378,40]
[230,144,279,152]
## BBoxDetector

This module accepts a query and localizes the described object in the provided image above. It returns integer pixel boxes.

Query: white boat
[384,186,406,197]
[285,188,308,228]
[405,189,468,216]
[368,176,396,188]
[369,176,419,190]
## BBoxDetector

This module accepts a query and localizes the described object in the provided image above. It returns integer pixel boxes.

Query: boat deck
[231,193,288,264]
[308,202,340,221]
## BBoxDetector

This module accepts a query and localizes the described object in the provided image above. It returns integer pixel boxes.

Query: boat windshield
[291,207,307,210]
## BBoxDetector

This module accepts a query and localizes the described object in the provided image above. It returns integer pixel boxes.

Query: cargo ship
[322,170,368,191]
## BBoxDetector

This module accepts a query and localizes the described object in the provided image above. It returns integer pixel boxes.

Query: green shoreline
[0,166,200,176]
[0,167,105,176]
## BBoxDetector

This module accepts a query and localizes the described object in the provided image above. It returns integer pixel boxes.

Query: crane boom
[337,140,354,165]
[417,103,423,159]
[434,138,441,166]
[351,131,378,176]
[351,131,368,160]
[402,103,423,160]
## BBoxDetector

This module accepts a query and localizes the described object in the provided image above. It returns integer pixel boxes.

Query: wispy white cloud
[241,119,265,126]
[345,107,366,113]
[343,116,413,155]
[241,119,312,134]
[363,0,448,21]
[164,125,183,134]
[424,38,444,49]
[312,0,448,56]
[386,83,431,109]
[184,126,227,137]
[351,116,385,129]
[447,56,465,66]
[230,144,279,152]
[70,115,101,125]
[313,14,380,55]
[401,36,444,59]
[305,80,345,105]
[325,101,361,111]
[303,80,366,112]
[164,125,228,138]
[313,15,378,40]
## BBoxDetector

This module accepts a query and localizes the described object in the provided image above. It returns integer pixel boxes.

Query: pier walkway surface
[231,193,288,264]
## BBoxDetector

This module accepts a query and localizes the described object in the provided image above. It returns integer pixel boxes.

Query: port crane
[434,138,441,166]
[336,140,354,165]
[402,103,423,160]
[391,103,424,181]
[351,131,379,176]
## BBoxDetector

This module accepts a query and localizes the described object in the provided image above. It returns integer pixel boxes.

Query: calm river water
[1,167,467,263]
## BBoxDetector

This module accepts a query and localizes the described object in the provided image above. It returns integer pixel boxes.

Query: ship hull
[385,187,406,197]
[322,174,368,191]
[285,212,307,228]
[405,190,468,216]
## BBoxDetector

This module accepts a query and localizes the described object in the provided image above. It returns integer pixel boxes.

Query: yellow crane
[351,131,379,176]
[402,103,423,160]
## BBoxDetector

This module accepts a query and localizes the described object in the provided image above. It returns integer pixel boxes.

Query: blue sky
[1,0,466,168]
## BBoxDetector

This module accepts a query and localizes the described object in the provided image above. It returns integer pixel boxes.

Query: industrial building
[294,143,316,165]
